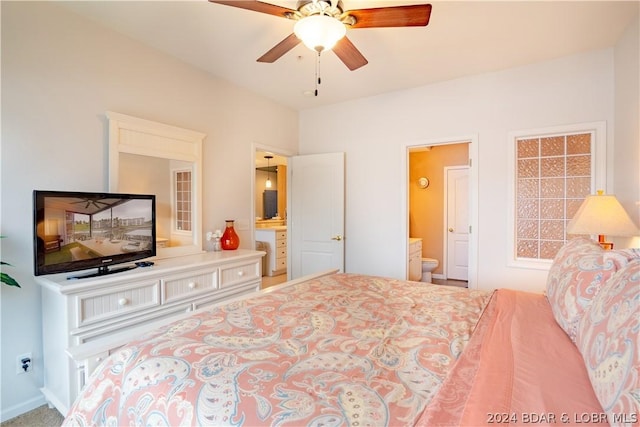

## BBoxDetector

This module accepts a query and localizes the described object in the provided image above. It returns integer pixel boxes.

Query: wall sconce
[566,190,640,249]
[417,177,430,189]
[264,155,273,189]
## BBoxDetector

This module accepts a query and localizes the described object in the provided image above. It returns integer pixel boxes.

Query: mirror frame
[107,111,205,258]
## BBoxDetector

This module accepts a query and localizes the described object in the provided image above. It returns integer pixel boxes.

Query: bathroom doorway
[405,136,478,288]
[253,146,293,288]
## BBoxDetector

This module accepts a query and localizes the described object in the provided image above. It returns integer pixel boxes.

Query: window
[508,122,606,268]
[174,169,192,232]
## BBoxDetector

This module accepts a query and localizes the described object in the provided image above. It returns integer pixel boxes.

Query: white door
[289,152,345,278]
[445,167,469,281]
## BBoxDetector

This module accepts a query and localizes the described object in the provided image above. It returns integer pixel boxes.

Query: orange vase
[221,220,239,250]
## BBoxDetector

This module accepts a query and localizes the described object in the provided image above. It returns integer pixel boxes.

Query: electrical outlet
[16,352,32,374]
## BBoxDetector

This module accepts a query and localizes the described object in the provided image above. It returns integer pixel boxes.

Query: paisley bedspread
[63,273,493,427]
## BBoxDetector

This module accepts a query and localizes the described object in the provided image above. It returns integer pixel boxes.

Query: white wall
[299,48,633,292]
[0,2,298,420]
[613,16,640,249]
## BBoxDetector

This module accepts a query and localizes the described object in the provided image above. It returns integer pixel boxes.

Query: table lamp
[566,190,639,249]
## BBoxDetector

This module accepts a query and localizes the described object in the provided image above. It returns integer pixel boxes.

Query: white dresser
[255,227,287,276]
[36,249,264,416]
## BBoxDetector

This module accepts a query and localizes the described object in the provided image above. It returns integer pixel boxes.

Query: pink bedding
[417,289,606,426]
[63,273,493,426]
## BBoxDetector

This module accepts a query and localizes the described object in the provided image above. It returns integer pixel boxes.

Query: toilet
[420,258,439,283]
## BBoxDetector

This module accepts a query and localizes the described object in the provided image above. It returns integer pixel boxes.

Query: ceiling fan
[209,0,432,71]
[70,198,111,210]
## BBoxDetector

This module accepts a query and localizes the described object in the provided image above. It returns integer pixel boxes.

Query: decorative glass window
[508,122,605,268]
[174,169,192,232]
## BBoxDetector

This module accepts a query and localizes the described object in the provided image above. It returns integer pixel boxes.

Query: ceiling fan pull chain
[315,51,321,96]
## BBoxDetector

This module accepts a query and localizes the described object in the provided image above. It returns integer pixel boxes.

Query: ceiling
[256,150,288,167]
[45,197,129,215]
[60,1,638,111]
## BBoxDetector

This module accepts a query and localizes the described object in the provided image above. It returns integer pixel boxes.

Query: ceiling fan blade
[332,36,368,71]
[208,0,295,18]
[257,33,301,63]
[347,4,432,29]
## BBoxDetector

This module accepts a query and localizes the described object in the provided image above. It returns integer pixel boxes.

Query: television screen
[33,190,156,279]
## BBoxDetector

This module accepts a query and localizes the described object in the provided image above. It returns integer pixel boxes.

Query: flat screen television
[33,190,156,280]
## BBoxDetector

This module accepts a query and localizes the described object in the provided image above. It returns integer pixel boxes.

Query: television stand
[66,264,138,280]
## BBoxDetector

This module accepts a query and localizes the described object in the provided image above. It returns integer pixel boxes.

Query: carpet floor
[1,405,64,427]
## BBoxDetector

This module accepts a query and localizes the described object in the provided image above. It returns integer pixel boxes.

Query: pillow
[545,238,636,342]
[576,259,640,424]
[546,238,602,341]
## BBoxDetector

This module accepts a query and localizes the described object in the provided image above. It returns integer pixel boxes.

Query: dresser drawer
[162,268,219,304]
[193,281,260,310]
[77,280,160,327]
[275,239,287,249]
[275,231,286,240]
[220,260,261,288]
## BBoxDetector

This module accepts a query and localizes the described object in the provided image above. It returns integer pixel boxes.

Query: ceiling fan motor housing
[297,0,344,18]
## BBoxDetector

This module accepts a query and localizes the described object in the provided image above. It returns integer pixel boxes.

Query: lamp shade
[294,15,346,52]
[567,191,639,237]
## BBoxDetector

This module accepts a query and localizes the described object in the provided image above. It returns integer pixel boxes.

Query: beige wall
[409,144,469,275]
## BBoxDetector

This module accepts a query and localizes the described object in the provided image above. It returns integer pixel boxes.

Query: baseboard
[0,394,47,423]
[432,273,445,280]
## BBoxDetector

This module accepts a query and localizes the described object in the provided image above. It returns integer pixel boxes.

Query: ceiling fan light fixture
[294,14,346,53]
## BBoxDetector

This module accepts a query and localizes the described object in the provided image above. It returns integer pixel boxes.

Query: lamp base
[598,235,613,250]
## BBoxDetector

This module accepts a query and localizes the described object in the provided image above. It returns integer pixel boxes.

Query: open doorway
[253,147,291,288]
[404,136,478,288]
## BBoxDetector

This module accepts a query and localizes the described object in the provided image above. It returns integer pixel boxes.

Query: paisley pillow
[576,260,640,423]
[546,238,602,341]
[545,239,637,342]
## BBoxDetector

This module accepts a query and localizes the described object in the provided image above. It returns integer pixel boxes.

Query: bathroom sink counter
[256,219,285,228]
[263,225,287,231]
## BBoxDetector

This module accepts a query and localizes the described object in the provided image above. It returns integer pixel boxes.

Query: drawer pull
[237,271,244,277]
[188,282,197,289]
[96,356,103,363]
[118,298,129,306]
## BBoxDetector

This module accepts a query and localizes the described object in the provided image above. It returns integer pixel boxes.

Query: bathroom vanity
[409,238,423,281]
[255,227,287,277]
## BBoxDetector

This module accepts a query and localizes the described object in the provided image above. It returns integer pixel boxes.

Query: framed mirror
[107,111,205,259]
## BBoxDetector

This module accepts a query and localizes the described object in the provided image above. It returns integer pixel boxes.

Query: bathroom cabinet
[255,227,287,277]
[409,238,423,281]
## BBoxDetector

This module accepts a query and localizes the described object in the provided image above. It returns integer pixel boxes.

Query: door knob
[448,228,454,232]
[331,235,343,241]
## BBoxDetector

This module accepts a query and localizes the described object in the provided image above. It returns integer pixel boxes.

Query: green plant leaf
[1,272,21,288]
[1,235,21,288]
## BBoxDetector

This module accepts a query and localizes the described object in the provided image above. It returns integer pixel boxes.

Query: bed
[63,238,639,426]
